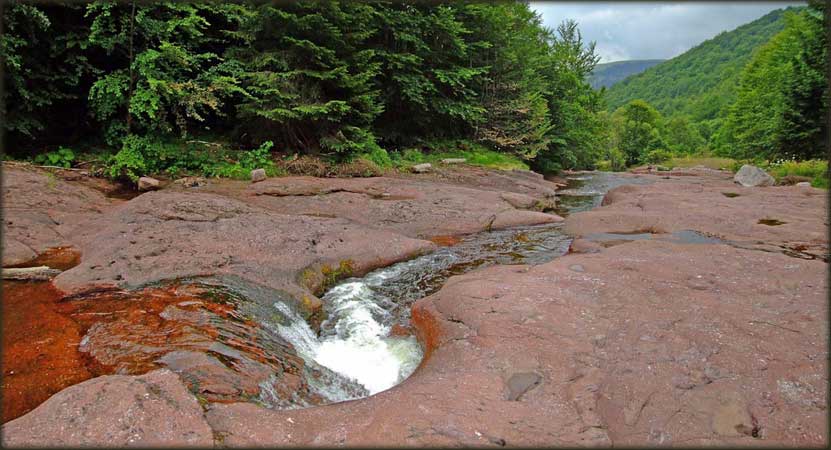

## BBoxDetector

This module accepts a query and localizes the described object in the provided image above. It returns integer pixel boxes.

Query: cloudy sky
[530,1,802,63]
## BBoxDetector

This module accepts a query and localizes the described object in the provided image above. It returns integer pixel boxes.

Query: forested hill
[588,60,664,89]
[604,7,794,121]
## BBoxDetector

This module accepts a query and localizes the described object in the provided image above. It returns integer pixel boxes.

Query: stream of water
[264,171,651,404]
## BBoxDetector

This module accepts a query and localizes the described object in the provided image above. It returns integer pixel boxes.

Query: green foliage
[613,100,665,166]
[604,8,791,121]
[719,7,827,160]
[6,1,609,174]
[766,159,828,189]
[395,141,529,171]
[106,135,278,181]
[643,149,673,164]
[33,147,76,168]
[663,116,706,155]
[596,147,626,172]
[358,147,393,169]
[602,5,824,165]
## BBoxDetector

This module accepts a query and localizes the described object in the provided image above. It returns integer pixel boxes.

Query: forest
[0,0,827,183]
[602,2,828,178]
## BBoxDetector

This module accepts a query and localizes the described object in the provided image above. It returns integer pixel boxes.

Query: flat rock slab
[52,190,434,300]
[2,165,113,266]
[247,176,561,238]
[394,165,559,199]
[1,369,213,447]
[565,173,827,260]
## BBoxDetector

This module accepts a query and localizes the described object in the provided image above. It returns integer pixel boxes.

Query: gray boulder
[251,168,267,183]
[411,163,432,173]
[138,176,160,191]
[733,165,775,187]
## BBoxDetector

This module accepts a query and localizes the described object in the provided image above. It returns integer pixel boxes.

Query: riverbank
[1,163,827,446]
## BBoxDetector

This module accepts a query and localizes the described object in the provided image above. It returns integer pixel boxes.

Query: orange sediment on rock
[428,235,461,247]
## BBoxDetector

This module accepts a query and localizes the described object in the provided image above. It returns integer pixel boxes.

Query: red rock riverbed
[1,163,827,447]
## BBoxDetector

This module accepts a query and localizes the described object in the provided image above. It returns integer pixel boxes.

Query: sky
[530,1,803,63]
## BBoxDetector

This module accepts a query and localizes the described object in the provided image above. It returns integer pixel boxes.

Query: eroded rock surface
[2,165,112,266]
[206,238,826,447]
[565,173,827,260]
[52,191,434,300]
[2,166,826,447]
[1,369,213,447]
[246,175,561,238]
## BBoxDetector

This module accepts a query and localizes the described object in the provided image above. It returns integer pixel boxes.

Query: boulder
[411,163,432,173]
[250,168,267,183]
[1,369,214,447]
[440,158,466,164]
[733,165,774,187]
[137,176,160,191]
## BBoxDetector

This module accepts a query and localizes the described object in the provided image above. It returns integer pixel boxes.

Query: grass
[766,159,828,189]
[392,140,529,171]
[665,155,736,170]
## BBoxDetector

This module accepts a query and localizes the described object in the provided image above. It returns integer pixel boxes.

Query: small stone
[251,168,267,183]
[568,264,585,272]
[505,372,542,401]
[174,177,207,188]
[137,177,160,191]
[411,163,432,173]
[733,165,775,187]
[440,158,466,164]
[795,182,811,187]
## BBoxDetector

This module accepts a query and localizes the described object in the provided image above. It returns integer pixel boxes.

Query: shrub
[767,159,828,188]
[106,136,280,181]
[34,146,75,168]
[643,148,673,164]
[358,146,393,168]
[333,158,383,177]
[608,148,627,171]
[279,155,329,177]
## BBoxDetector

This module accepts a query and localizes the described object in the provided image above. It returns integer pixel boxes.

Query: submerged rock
[733,164,775,187]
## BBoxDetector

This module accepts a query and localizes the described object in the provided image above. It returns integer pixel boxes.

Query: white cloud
[530,1,802,63]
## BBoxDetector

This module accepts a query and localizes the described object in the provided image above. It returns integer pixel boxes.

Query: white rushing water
[268,271,423,398]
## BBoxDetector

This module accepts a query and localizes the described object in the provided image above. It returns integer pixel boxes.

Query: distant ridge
[603,7,796,121]
[588,59,665,89]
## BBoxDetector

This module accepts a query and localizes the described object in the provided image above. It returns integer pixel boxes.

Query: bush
[358,146,393,168]
[643,148,674,164]
[767,159,828,188]
[34,146,75,168]
[106,136,280,182]
[608,148,626,171]
[280,155,329,177]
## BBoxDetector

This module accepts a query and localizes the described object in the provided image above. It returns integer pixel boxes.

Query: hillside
[588,59,664,89]
[603,7,795,121]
